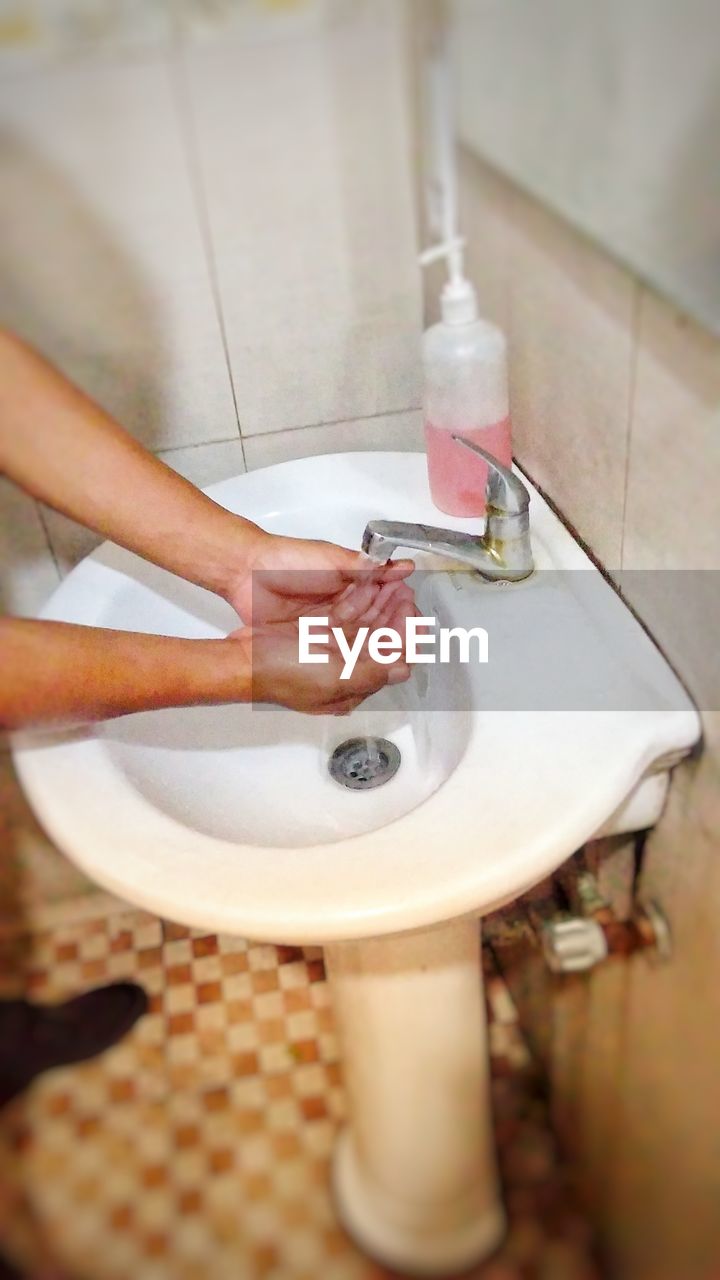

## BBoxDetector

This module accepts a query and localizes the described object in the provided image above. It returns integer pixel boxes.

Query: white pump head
[440,272,478,325]
[419,238,479,326]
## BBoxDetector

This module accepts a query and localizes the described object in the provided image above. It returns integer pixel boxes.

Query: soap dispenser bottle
[422,265,512,517]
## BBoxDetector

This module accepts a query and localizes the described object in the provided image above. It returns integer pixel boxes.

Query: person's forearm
[0,618,250,729]
[0,330,265,599]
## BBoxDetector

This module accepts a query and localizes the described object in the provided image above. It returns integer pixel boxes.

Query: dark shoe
[0,1252,23,1279]
[0,1252,69,1279]
[0,982,148,1107]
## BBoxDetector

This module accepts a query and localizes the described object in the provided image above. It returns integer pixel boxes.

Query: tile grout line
[157,434,247,456]
[0,41,166,89]
[165,42,247,469]
[33,501,62,582]
[240,405,424,463]
[619,281,643,571]
[154,398,422,461]
[255,404,423,434]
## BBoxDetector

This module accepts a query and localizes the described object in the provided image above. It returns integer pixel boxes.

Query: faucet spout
[362,519,531,580]
[361,439,535,582]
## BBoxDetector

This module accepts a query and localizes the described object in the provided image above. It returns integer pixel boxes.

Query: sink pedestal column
[325,918,505,1276]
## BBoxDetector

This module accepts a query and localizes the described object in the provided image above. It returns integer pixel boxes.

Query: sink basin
[14,451,698,941]
[12,451,700,1275]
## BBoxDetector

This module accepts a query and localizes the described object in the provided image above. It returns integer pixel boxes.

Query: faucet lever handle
[451,435,529,515]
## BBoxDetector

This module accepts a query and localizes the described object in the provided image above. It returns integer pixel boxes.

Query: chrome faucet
[362,436,534,582]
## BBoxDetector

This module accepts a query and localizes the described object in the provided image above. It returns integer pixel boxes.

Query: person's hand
[229,622,410,716]
[226,531,416,634]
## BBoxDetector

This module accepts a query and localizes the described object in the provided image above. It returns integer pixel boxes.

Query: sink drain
[328,737,401,791]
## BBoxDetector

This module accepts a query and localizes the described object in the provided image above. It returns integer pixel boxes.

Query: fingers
[387,662,410,684]
[388,594,414,636]
[378,558,415,580]
[322,657,410,716]
[321,698,365,717]
[333,578,381,624]
[352,579,400,627]
[242,608,413,717]
[349,653,410,695]
[343,552,415,581]
[372,582,415,631]
[331,577,416,631]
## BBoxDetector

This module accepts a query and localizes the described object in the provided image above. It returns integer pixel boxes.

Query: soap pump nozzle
[419,236,478,326]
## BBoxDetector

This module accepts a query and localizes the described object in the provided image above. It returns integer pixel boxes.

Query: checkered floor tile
[0,754,99,932]
[0,906,601,1279]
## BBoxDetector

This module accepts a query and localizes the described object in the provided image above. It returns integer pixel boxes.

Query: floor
[0,759,602,1280]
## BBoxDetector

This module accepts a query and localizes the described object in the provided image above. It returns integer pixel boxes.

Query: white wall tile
[180,0,422,435]
[0,0,171,79]
[619,288,720,753]
[457,149,513,333]
[602,288,720,1280]
[157,439,246,487]
[36,507,101,578]
[0,479,59,615]
[176,0,357,46]
[622,289,720,571]
[504,185,636,567]
[605,771,720,1280]
[452,0,720,336]
[0,58,238,451]
[243,410,423,470]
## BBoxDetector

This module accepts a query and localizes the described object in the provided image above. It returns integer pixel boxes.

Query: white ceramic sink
[12,452,700,1275]
[14,452,698,941]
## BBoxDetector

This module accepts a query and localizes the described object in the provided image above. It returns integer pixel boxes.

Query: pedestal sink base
[325,920,505,1277]
[333,1132,505,1276]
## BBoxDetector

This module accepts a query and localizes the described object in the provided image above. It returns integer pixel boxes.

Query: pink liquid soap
[425,418,513,516]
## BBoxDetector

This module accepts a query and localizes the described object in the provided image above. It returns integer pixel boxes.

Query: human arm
[0,329,414,626]
[0,617,407,730]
